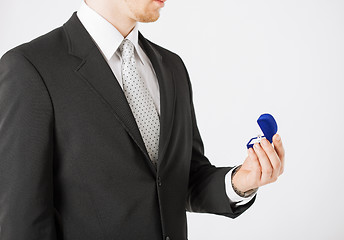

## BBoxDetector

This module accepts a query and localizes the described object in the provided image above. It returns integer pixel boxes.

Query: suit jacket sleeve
[0,51,57,239]
[179,56,256,219]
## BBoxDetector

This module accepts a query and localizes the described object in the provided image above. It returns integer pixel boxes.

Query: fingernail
[275,134,281,142]
[261,138,267,145]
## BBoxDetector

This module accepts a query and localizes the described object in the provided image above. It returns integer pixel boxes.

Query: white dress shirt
[76,0,256,207]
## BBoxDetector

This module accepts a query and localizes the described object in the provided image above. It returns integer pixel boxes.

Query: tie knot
[119,39,135,62]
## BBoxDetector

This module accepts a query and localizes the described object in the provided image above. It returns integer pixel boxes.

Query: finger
[253,142,273,185]
[247,148,262,188]
[273,134,285,175]
[247,147,261,170]
[260,138,281,181]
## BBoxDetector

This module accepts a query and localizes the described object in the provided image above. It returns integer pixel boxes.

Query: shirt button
[165,236,170,240]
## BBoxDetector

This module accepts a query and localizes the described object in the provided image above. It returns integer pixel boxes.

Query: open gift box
[247,113,278,149]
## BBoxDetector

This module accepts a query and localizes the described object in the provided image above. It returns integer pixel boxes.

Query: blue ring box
[247,113,278,149]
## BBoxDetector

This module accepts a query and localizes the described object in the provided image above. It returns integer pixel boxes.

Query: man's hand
[232,134,285,193]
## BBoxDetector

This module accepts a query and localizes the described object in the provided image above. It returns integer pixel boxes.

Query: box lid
[257,113,278,143]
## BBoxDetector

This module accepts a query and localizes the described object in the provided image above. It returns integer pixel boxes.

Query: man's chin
[137,12,160,23]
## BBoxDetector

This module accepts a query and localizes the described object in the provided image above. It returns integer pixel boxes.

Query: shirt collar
[76,0,145,65]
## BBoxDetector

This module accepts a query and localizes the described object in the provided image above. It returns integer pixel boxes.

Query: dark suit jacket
[0,12,256,240]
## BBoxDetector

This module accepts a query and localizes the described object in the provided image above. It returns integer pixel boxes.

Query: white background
[1,0,344,239]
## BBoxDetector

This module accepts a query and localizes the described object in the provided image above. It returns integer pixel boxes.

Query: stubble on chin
[137,12,160,23]
[126,1,161,23]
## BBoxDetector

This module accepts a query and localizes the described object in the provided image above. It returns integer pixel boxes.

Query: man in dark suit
[0,0,285,239]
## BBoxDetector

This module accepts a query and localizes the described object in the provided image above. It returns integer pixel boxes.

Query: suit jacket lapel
[137,32,176,171]
[63,12,175,176]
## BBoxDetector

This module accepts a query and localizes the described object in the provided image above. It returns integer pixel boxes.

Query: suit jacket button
[157,176,162,186]
[166,236,170,240]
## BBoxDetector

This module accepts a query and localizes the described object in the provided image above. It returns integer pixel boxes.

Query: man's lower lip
[154,0,165,6]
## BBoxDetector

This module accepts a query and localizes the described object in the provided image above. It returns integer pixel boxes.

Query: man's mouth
[154,0,166,6]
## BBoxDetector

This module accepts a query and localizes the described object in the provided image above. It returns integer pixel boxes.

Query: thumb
[273,133,285,159]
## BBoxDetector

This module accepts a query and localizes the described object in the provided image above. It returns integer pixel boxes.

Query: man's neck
[85,0,136,38]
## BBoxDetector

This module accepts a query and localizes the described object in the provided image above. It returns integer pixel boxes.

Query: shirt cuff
[224,165,257,205]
